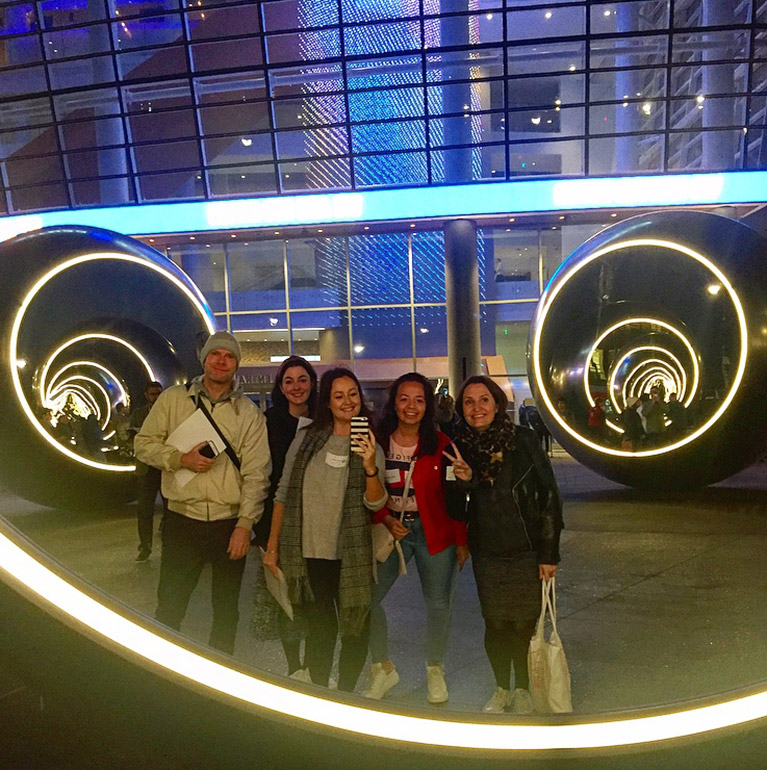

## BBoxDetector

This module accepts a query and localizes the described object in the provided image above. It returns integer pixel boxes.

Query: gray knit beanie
[199,331,241,367]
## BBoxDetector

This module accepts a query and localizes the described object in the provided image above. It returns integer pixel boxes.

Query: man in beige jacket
[135,331,270,654]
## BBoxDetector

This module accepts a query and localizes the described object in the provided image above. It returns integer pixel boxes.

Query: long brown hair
[376,372,438,456]
[270,355,318,416]
[310,367,372,432]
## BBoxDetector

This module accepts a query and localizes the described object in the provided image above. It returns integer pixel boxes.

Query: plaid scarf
[456,412,517,484]
[279,427,372,636]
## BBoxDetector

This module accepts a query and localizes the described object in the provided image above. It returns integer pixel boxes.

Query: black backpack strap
[188,384,242,472]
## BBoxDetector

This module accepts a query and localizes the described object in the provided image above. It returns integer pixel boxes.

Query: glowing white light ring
[584,318,699,412]
[9,252,216,473]
[40,334,155,408]
[605,366,680,434]
[609,346,689,414]
[50,388,101,423]
[625,363,681,403]
[628,366,680,403]
[47,360,129,409]
[1,527,767,752]
[623,362,683,406]
[48,376,113,429]
[532,239,748,458]
[52,384,102,423]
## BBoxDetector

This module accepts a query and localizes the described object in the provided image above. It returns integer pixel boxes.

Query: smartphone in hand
[350,416,369,454]
[199,441,218,459]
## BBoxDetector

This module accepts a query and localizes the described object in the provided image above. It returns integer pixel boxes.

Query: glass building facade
[0,0,764,213]
[1,0,765,386]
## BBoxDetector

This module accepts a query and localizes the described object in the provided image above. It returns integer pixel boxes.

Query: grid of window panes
[0,0,765,214]
[167,222,602,376]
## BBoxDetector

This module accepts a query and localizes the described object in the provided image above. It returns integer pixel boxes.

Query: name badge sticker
[445,465,456,482]
[385,469,401,483]
[325,452,348,468]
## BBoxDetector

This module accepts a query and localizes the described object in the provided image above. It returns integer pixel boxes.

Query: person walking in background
[252,355,317,680]
[130,381,166,562]
[135,332,271,654]
[264,368,386,692]
[448,376,563,714]
[364,373,469,704]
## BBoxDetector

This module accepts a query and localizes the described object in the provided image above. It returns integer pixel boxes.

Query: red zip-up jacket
[373,431,468,555]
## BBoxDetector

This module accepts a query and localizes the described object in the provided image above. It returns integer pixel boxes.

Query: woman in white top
[264,367,386,691]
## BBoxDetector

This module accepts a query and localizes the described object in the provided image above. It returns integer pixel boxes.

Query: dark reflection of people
[135,332,271,655]
[555,397,574,425]
[81,413,104,460]
[620,397,645,451]
[586,397,606,442]
[53,412,74,444]
[111,402,132,459]
[643,387,667,448]
[665,392,687,440]
[129,382,167,563]
[523,403,551,456]
[435,392,459,439]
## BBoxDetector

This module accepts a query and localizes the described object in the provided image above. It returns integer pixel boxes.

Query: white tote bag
[527,577,572,714]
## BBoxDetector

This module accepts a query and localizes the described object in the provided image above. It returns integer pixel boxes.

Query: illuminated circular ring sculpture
[529,211,767,489]
[0,226,215,509]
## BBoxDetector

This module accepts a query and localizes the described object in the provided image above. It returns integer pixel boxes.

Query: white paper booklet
[165,409,224,488]
[260,548,293,620]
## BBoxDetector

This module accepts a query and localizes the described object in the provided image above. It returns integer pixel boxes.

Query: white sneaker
[511,688,534,715]
[483,687,510,713]
[289,668,312,684]
[364,663,399,699]
[426,664,448,704]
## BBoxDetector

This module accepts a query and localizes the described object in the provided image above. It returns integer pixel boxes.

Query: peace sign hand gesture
[443,442,473,481]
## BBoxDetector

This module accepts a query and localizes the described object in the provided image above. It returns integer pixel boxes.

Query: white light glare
[707,283,722,295]
[3,528,767,752]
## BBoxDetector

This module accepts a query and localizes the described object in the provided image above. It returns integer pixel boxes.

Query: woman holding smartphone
[264,367,386,691]
[365,373,469,704]
[252,355,317,679]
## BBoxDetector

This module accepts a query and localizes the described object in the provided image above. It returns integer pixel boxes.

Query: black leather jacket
[447,427,563,564]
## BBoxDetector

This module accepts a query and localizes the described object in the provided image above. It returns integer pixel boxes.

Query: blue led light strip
[1,171,765,241]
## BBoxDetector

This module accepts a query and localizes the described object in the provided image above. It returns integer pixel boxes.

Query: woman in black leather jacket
[446,376,563,715]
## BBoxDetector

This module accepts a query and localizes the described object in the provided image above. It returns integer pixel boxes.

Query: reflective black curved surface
[0,226,214,509]
[529,211,767,489]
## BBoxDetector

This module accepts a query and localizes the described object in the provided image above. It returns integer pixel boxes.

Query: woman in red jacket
[364,373,469,704]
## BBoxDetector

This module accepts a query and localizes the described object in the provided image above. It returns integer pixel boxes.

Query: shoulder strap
[192,388,242,472]
[395,457,417,521]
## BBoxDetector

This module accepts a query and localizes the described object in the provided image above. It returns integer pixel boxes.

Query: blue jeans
[369,517,458,666]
